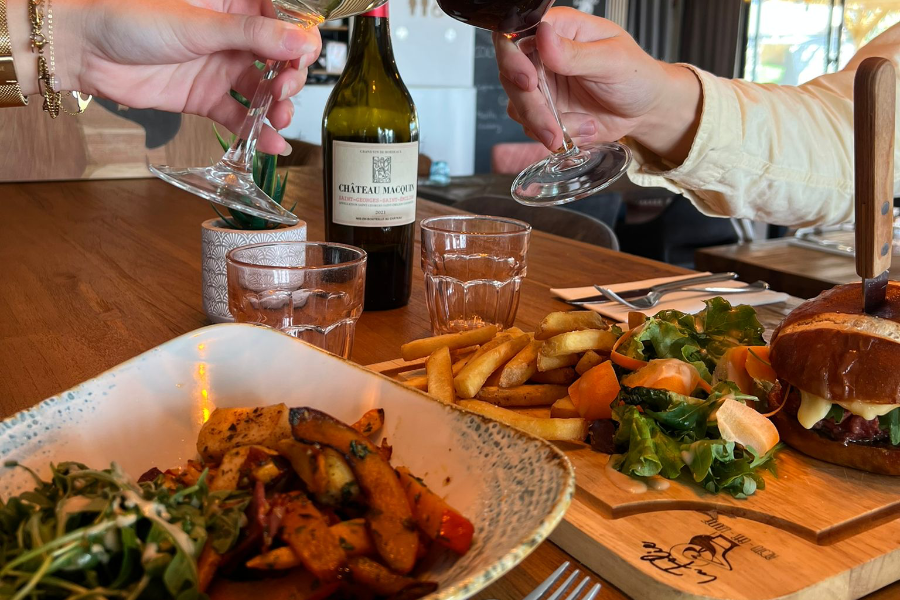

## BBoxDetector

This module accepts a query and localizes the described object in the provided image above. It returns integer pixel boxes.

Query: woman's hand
[494,7,702,164]
[10,0,321,155]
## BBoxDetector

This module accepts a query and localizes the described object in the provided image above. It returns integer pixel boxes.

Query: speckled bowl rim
[0,323,576,600]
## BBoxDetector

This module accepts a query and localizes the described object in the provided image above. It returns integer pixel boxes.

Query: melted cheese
[797,390,900,429]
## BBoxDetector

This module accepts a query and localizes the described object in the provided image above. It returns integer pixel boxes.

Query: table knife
[854,57,895,314]
[563,272,738,305]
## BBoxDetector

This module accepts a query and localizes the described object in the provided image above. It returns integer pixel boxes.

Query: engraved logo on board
[373,156,392,183]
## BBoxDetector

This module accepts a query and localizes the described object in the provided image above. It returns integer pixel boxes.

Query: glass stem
[220,59,288,173]
[520,39,576,155]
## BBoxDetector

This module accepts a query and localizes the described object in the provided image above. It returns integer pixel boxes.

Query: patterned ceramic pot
[201,218,307,323]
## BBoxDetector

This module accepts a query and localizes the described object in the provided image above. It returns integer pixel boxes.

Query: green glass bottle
[322,3,419,311]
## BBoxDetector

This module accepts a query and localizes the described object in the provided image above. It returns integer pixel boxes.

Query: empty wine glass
[436,0,632,206]
[150,0,388,225]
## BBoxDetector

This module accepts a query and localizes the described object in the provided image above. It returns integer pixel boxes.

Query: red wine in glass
[436,0,631,205]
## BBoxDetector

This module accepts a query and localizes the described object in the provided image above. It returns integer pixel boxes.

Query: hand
[494,7,702,164]
[11,0,321,155]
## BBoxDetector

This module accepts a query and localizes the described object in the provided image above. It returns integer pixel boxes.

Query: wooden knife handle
[854,57,896,279]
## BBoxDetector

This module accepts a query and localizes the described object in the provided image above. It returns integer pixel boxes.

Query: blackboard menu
[473,0,608,173]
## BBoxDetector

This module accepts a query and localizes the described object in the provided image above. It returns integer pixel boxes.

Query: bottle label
[361,3,388,17]
[331,140,418,227]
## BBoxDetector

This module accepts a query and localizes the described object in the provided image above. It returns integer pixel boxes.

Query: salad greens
[610,382,780,498]
[617,297,766,382]
[0,461,249,600]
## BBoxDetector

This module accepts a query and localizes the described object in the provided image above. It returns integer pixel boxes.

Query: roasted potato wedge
[346,556,438,598]
[276,439,361,506]
[198,404,291,463]
[475,384,569,407]
[459,400,589,441]
[535,311,608,339]
[396,467,474,554]
[279,492,347,581]
[400,325,498,361]
[454,334,530,399]
[540,330,618,357]
[247,518,374,570]
[352,409,385,436]
[290,408,418,574]
[210,445,280,491]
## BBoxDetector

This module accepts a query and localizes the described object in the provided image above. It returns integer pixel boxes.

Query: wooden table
[695,233,900,299]
[0,167,895,600]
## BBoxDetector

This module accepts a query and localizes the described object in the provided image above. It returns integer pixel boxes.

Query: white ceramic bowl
[0,324,575,600]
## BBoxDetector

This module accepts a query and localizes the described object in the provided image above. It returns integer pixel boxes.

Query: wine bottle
[322,3,419,311]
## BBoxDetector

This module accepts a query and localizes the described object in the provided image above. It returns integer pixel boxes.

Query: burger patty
[770,382,891,445]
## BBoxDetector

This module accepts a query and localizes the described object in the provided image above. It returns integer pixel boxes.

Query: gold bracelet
[0,0,27,107]
[28,0,90,117]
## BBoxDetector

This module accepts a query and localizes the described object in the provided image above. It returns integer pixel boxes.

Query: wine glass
[436,0,632,206]
[149,0,388,225]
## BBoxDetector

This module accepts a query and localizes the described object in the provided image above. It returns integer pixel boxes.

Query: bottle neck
[350,3,393,58]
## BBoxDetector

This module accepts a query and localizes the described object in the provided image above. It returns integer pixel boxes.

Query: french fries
[535,311,608,340]
[426,346,455,404]
[550,396,580,418]
[575,350,604,376]
[530,367,577,385]
[403,352,472,391]
[458,400,589,442]
[454,334,530,399]
[498,339,542,388]
[400,325,498,361]
[476,385,569,407]
[540,329,618,357]
[537,352,580,372]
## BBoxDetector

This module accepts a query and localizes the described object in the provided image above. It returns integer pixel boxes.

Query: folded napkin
[551,273,789,322]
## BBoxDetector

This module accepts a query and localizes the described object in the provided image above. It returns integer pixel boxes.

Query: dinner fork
[485,561,601,600]
[596,280,770,310]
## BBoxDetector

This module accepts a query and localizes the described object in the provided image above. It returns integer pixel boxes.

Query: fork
[596,280,770,310]
[485,561,601,600]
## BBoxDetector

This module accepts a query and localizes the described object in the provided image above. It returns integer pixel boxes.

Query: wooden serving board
[366,358,900,600]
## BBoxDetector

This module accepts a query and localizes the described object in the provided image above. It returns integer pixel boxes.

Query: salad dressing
[605,455,648,494]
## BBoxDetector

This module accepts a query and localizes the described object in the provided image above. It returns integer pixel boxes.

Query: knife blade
[854,57,895,314]
[563,272,738,304]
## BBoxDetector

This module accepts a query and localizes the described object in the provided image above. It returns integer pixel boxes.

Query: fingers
[498,66,562,150]
[508,102,600,146]
[191,10,322,62]
[493,32,538,92]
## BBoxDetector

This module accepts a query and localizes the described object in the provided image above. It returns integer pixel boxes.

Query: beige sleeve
[625,26,900,228]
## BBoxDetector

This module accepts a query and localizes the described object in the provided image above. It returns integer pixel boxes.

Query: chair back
[455,195,620,251]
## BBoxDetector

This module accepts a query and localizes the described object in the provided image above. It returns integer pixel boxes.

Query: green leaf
[879,408,900,446]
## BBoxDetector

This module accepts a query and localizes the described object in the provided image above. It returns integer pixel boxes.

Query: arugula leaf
[617,386,717,441]
[879,408,900,446]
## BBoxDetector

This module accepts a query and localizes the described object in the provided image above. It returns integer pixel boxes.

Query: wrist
[7,0,85,97]
[7,0,37,96]
[631,62,702,166]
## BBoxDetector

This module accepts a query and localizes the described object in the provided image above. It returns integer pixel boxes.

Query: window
[743,0,900,85]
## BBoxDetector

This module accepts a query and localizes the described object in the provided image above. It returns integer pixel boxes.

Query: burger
[768,281,900,475]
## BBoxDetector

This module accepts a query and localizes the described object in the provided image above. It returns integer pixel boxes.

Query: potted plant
[201,125,307,323]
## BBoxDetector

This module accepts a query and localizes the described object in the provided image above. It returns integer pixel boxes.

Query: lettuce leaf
[879,408,900,446]
[611,385,779,498]
[622,297,766,381]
